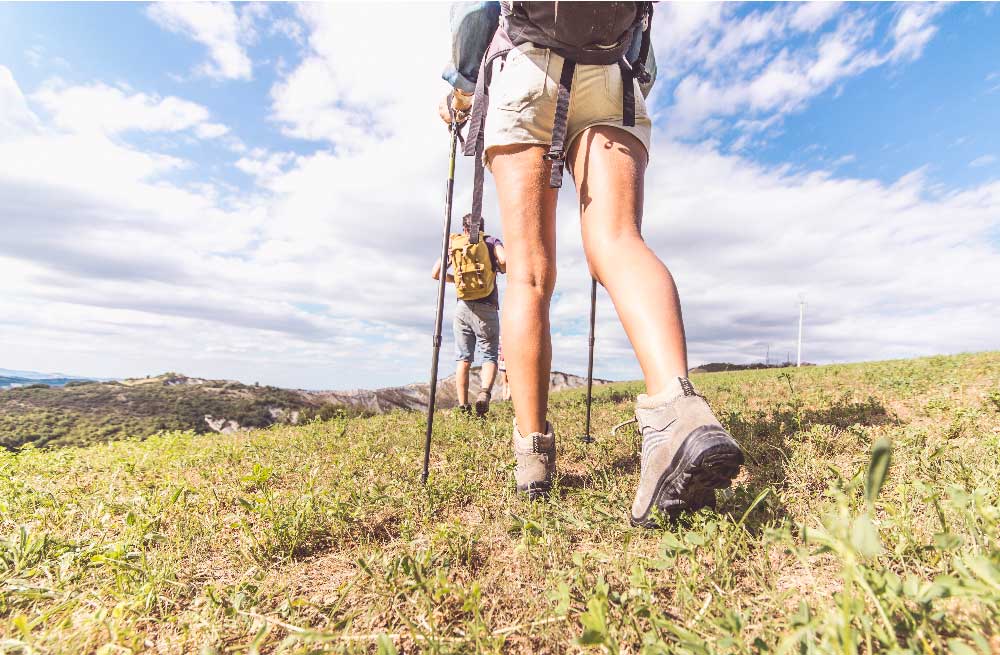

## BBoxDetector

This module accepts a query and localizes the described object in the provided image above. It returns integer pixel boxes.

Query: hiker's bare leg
[489,144,558,435]
[480,361,498,392]
[569,126,688,395]
[456,360,471,405]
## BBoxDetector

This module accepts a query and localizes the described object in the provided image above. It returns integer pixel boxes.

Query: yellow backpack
[449,233,495,301]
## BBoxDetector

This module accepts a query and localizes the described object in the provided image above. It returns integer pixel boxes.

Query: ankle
[638,376,697,407]
[514,419,551,437]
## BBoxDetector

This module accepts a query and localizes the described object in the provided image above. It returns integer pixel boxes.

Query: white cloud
[659,3,948,141]
[270,17,304,45]
[269,3,451,147]
[667,14,879,137]
[235,149,295,180]
[195,122,230,139]
[147,2,257,80]
[985,71,1000,94]
[1,6,997,391]
[887,3,946,63]
[25,46,44,68]
[32,81,214,135]
[790,2,843,32]
[0,66,40,140]
[970,155,997,168]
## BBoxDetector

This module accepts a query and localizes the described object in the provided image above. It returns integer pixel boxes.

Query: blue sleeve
[626,24,657,98]
[483,236,502,272]
[442,2,501,94]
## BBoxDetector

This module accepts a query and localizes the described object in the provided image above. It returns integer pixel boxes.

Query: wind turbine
[797,296,806,368]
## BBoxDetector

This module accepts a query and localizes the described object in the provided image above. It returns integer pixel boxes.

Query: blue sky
[755,4,1000,188]
[0,2,998,390]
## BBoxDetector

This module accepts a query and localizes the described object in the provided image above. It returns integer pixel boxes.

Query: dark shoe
[630,379,743,527]
[475,389,492,417]
[456,403,473,415]
[512,421,556,500]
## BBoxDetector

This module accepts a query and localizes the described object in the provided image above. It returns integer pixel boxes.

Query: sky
[0,2,998,391]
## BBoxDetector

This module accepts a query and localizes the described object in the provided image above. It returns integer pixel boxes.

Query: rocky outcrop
[307,369,609,414]
[204,415,243,434]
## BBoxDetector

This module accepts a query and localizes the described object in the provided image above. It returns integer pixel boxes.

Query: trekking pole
[423,110,465,485]
[579,278,597,443]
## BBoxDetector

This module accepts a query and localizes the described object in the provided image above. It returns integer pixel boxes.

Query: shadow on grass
[721,395,897,531]
[552,393,896,529]
[557,453,640,493]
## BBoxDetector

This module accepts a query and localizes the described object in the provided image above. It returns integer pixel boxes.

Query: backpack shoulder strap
[465,28,514,245]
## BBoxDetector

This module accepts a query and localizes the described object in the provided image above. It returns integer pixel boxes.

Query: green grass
[1,352,999,653]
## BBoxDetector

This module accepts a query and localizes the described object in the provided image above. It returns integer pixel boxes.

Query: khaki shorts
[484,43,652,163]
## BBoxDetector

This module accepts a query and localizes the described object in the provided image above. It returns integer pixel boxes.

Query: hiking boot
[456,403,472,416]
[475,389,491,417]
[630,378,743,527]
[512,421,556,500]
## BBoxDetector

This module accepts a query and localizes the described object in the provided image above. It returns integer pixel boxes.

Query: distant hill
[0,367,103,389]
[0,375,97,389]
[688,361,812,374]
[0,367,75,379]
[314,368,609,414]
[0,369,606,450]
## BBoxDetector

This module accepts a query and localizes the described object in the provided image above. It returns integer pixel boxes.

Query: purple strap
[465,29,512,244]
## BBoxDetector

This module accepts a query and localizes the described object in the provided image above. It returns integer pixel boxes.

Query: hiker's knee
[509,263,556,298]
[584,227,645,276]
[584,216,642,250]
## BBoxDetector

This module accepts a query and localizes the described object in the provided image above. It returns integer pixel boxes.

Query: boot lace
[611,417,638,436]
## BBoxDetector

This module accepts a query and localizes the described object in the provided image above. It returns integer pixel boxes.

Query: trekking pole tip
[578,434,594,444]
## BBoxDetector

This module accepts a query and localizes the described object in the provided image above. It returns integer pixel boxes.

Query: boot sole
[631,426,743,528]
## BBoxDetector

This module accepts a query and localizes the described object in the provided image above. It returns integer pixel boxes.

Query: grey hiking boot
[512,421,556,500]
[630,378,743,527]
[475,389,491,417]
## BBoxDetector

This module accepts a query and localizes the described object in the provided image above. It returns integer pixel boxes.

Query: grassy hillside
[1,353,999,653]
[0,375,351,450]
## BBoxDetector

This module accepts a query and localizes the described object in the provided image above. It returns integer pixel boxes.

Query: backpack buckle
[634,64,651,85]
[543,149,565,162]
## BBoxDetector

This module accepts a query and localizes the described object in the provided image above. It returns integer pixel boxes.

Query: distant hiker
[440,2,743,524]
[431,213,507,416]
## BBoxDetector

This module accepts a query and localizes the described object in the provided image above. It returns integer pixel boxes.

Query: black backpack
[505,1,649,67]
[463,1,654,241]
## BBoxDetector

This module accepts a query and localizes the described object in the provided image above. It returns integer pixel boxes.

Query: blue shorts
[454,300,500,364]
